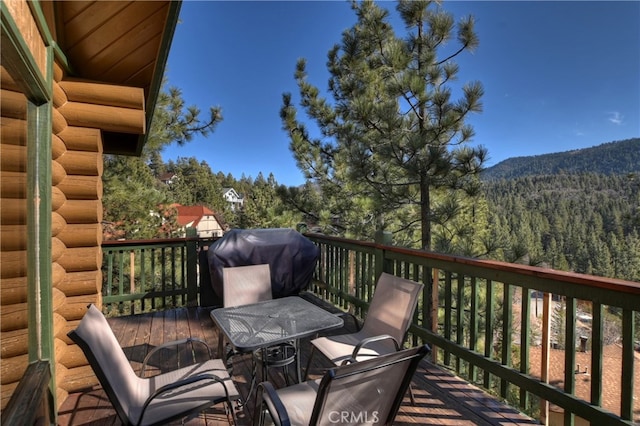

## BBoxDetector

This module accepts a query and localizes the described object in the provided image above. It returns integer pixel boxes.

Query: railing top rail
[100,233,639,296]
[305,233,640,296]
[102,237,200,247]
[305,232,378,249]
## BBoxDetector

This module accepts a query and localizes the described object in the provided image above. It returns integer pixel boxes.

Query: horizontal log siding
[0,75,29,409]
[54,67,112,405]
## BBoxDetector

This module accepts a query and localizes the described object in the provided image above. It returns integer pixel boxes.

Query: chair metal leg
[217,329,225,360]
[303,345,317,381]
[245,350,263,405]
[294,339,302,383]
[253,390,265,426]
[408,383,416,405]
[226,398,239,425]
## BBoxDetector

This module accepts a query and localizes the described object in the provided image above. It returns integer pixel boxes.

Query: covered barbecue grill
[207,228,320,300]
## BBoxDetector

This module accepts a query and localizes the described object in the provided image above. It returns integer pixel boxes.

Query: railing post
[1,361,53,426]
[374,230,392,278]
[186,227,198,306]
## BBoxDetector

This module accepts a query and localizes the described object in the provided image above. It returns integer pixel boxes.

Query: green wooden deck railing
[100,231,640,425]
[101,229,213,315]
[305,233,639,426]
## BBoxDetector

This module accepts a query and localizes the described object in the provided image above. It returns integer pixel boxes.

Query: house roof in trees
[174,204,225,229]
[528,344,640,420]
[158,172,177,184]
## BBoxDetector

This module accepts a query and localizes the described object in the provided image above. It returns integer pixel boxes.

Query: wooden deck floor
[57,295,538,426]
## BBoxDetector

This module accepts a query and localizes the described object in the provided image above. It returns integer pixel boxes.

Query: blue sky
[163,1,640,187]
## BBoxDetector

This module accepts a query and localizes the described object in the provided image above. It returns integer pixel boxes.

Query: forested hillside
[483,173,640,282]
[104,118,640,282]
[482,138,640,180]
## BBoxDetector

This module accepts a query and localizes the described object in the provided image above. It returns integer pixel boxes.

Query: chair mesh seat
[68,304,239,426]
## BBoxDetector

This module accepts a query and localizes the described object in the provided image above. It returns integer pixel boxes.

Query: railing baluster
[520,286,531,410]
[356,251,363,317]
[170,246,176,307]
[105,249,114,314]
[118,250,125,314]
[469,276,478,383]
[431,267,439,362]
[591,302,604,415]
[620,309,635,420]
[484,279,494,389]
[412,262,421,346]
[339,246,346,309]
[444,271,452,367]
[161,247,167,308]
[151,247,157,310]
[564,296,577,426]
[456,273,464,374]
[501,283,513,399]
[140,248,146,311]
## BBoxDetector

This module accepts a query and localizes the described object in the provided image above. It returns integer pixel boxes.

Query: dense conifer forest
[105,138,639,282]
[480,138,640,282]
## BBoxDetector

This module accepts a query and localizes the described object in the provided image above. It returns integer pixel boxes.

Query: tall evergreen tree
[238,173,301,229]
[281,0,487,250]
[168,157,227,213]
[103,84,223,239]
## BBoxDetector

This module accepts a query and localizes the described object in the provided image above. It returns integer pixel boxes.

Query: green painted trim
[26,60,54,417]
[3,1,56,414]
[0,3,49,102]
[26,0,73,74]
[139,0,183,155]
[186,228,198,306]
[26,1,53,46]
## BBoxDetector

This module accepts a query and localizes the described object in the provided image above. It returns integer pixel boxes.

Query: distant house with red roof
[174,204,226,238]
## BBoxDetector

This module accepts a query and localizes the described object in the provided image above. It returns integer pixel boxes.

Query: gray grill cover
[207,228,320,300]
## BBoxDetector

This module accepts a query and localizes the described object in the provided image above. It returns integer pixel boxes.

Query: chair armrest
[336,312,362,331]
[138,373,233,426]
[345,334,400,364]
[254,381,291,426]
[140,337,211,377]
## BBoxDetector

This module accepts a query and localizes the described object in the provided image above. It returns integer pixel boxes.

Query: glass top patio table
[210,296,344,353]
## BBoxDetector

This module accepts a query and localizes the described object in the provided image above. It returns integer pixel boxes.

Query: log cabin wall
[1,0,50,410]
[1,62,145,410]
[52,64,145,405]
[2,0,178,416]
[49,62,104,406]
[0,67,30,410]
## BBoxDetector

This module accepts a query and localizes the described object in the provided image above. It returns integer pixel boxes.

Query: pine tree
[103,84,223,239]
[281,0,487,250]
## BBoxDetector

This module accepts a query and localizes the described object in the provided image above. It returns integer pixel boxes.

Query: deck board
[57,295,538,426]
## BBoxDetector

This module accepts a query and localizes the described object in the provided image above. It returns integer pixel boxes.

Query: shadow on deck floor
[57,294,538,425]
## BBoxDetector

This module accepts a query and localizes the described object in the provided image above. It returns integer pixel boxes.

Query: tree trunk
[420,173,431,250]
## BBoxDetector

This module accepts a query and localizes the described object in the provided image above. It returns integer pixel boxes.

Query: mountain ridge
[481,138,640,180]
